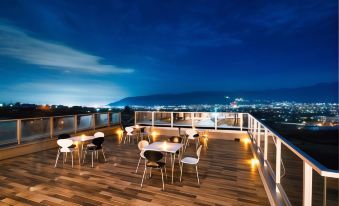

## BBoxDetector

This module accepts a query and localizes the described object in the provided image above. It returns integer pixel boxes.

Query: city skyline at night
[0,0,337,106]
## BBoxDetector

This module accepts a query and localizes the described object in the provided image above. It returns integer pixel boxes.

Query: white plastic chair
[124,127,134,143]
[180,145,203,184]
[185,129,199,150]
[55,139,75,168]
[140,126,151,142]
[135,140,149,173]
[87,132,105,159]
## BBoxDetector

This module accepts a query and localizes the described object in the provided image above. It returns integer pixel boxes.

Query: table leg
[172,153,176,184]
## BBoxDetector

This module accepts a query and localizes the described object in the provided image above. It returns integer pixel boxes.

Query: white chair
[135,140,149,173]
[55,139,75,168]
[180,145,202,184]
[87,132,105,159]
[141,126,151,142]
[185,129,199,150]
[124,127,134,143]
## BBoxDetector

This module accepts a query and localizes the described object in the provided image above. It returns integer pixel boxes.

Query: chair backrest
[125,127,134,135]
[169,136,183,143]
[58,133,71,139]
[138,140,149,151]
[186,129,198,139]
[144,150,163,162]
[94,132,105,138]
[57,139,73,152]
[196,145,203,159]
[92,137,104,147]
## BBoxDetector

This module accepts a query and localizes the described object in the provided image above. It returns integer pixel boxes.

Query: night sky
[0,0,337,106]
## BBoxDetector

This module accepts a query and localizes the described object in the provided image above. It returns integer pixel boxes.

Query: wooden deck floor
[0,134,270,206]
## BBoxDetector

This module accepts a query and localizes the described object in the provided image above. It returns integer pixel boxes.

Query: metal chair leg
[91,152,94,168]
[54,150,60,168]
[161,168,165,191]
[71,152,74,168]
[135,157,141,173]
[83,150,87,164]
[141,165,147,188]
[180,163,183,182]
[102,149,107,162]
[195,165,200,185]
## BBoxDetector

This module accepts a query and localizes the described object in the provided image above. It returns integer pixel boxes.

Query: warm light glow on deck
[251,158,259,167]
[241,138,250,144]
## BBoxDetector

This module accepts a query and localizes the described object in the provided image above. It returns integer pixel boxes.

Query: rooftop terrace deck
[0,133,270,206]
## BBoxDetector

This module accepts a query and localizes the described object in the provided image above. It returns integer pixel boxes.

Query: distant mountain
[109,82,338,106]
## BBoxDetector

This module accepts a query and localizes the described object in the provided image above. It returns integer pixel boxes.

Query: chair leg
[102,149,107,162]
[135,157,141,173]
[78,149,81,165]
[195,165,200,185]
[141,165,147,188]
[83,150,87,164]
[54,150,60,168]
[149,168,152,178]
[180,163,183,182]
[71,152,74,168]
[161,168,165,191]
[91,152,94,168]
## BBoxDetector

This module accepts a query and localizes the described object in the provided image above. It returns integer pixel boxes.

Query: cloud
[0,22,134,74]
[2,80,128,106]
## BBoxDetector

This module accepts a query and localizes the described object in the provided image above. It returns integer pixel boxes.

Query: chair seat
[87,145,102,151]
[181,157,199,165]
[140,150,145,159]
[146,161,165,168]
[87,143,95,147]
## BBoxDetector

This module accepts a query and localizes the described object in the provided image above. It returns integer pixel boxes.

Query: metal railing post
[240,113,243,131]
[152,112,154,127]
[264,128,268,166]
[171,112,173,128]
[191,112,194,128]
[92,114,96,130]
[17,119,21,144]
[50,117,54,138]
[134,111,137,125]
[276,138,281,192]
[257,122,261,151]
[107,112,110,126]
[74,115,77,134]
[248,114,251,132]
[214,113,217,130]
[303,161,313,206]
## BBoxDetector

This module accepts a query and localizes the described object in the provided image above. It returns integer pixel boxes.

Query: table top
[144,141,183,153]
[132,125,146,129]
[69,135,96,142]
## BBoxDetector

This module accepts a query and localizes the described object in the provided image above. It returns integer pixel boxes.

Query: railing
[135,111,339,206]
[135,111,247,130]
[0,112,121,146]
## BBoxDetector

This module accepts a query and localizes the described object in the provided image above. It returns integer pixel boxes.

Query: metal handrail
[248,113,339,178]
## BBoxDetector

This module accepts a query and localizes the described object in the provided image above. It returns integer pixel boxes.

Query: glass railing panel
[266,132,277,174]
[154,112,171,125]
[173,112,191,127]
[193,112,214,128]
[324,177,339,205]
[242,113,248,129]
[77,115,92,131]
[95,113,108,128]
[136,112,152,125]
[21,118,50,142]
[259,125,265,153]
[53,116,74,135]
[217,113,240,129]
[0,120,17,145]
[312,170,325,205]
[280,143,303,206]
[109,113,120,125]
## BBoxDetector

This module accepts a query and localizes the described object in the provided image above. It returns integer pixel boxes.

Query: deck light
[251,158,259,167]
[242,138,250,144]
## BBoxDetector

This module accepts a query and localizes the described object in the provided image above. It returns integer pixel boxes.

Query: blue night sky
[0,0,337,106]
